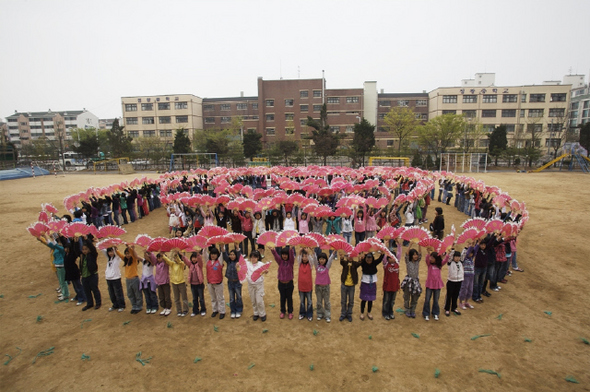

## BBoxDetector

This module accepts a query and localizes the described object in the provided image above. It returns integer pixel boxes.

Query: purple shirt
[314,252,336,286]
[272,247,295,282]
[155,259,170,285]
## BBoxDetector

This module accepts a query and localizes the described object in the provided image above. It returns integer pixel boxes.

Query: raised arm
[326,251,337,269]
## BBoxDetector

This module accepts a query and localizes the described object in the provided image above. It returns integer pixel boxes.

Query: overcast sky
[1,0,588,120]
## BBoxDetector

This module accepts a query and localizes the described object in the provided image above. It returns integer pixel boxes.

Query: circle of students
[32,167,527,325]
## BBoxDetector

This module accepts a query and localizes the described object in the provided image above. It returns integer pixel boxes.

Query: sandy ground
[0,171,589,392]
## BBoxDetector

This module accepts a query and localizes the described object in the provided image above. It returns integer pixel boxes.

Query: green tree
[488,125,508,166]
[73,132,99,158]
[460,119,487,153]
[580,122,590,153]
[524,119,544,167]
[351,117,375,166]
[107,119,133,157]
[307,104,339,165]
[242,129,263,159]
[417,114,465,164]
[173,128,192,154]
[276,140,299,166]
[411,150,423,168]
[383,106,420,156]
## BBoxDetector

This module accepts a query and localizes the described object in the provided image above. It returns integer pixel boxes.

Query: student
[239,211,255,256]
[298,211,311,235]
[313,251,337,323]
[325,215,342,236]
[78,236,102,311]
[341,214,353,244]
[151,252,172,316]
[296,248,314,321]
[382,242,402,320]
[245,250,269,322]
[283,211,297,231]
[223,246,244,319]
[431,207,445,240]
[401,245,422,318]
[339,252,362,322]
[359,251,384,320]
[354,209,367,244]
[459,246,475,309]
[444,250,464,316]
[63,236,86,305]
[422,251,448,321]
[271,246,295,320]
[204,246,226,319]
[181,251,206,317]
[121,245,143,314]
[38,234,69,301]
[102,246,125,312]
[163,251,189,317]
[140,251,159,314]
[252,211,266,256]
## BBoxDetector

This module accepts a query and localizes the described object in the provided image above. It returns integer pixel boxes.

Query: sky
[1,0,589,120]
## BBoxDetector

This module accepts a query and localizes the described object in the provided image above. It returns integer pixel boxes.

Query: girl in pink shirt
[298,212,311,235]
[354,209,367,244]
[422,251,449,321]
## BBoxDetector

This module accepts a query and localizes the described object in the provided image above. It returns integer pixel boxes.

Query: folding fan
[251,262,271,282]
[287,236,319,248]
[97,238,124,250]
[226,201,240,211]
[485,219,504,233]
[287,193,305,205]
[215,195,231,205]
[304,233,327,247]
[68,222,93,237]
[97,225,127,239]
[461,217,487,231]
[228,233,247,243]
[38,211,50,223]
[162,238,188,252]
[147,238,166,252]
[27,222,49,238]
[456,228,479,245]
[329,240,353,254]
[335,207,353,217]
[419,237,441,250]
[314,206,333,218]
[276,230,299,247]
[394,194,407,205]
[401,226,431,243]
[47,220,67,234]
[439,234,455,254]
[377,226,397,240]
[238,255,248,283]
[199,226,229,238]
[241,185,254,199]
[240,200,256,212]
[185,235,208,250]
[41,203,59,214]
[256,231,278,246]
[134,234,153,248]
[207,235,233,246]
[303,204,318,215]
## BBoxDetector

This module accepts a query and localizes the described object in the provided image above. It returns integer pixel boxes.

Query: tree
[417,114,465,165]
[460,119,487,153]
[580,122,590,153]
[73,132,99,158]
[351,117,375,166]
[276,140,299,166]
[307,104,339,165]
[107,119,133,157]
[173,128,192,154]
[383,106,420,155]
[524,119,544,167]
[242,129,263,159]
[136,136,169,163]
[488,125,508,166]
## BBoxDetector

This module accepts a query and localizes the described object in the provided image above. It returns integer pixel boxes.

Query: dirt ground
[0,171,589,391]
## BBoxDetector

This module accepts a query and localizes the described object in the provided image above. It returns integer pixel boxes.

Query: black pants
[82,273,101,307]
[107,278,125,308]
[278,280,294,314]
[444,280,462,311]
[243,231,255,256]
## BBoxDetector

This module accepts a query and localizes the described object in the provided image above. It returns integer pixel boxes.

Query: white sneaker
[231,313,236,319]
[177,313,182,317]
[191,313,197,317]
[160,309,167,315]
[298,315,304,320]
[109,307,115,312]
[146,309,151,314]
[76,302,83,306]
[326,318,331,323]
[236,313,241,318]
[118,308,124,312]
[317,317,322,321]
[434,315,439,321]
[424,316,429,321]
[200,311,206,316]
[164,309,171,316]
[151,309,157,314]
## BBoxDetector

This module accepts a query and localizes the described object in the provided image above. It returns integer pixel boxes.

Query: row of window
[264,125,355,136]
[442,93,567,104]
[127,130,174,138]
[379,99,427,107]
[126,116,188,125]
[570,100,590,110]
[441,108,565,118]
[125,102,188,112]
[378,113,428,121]
[204,103,259,111]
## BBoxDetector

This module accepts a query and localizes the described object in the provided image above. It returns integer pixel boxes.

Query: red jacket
[298,262,313,292]
[382,259,400,292]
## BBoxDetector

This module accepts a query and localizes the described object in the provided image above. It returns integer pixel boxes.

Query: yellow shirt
[117,250,139,279]
[345,269,353,286]
[163,255,186,285]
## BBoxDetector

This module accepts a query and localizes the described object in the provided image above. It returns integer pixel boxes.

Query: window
[285,99,294,107]
[463,110,476,118]
[329,126,340,133]
[387,140,394,147]
[142,117,155,124]
[285,113,294,121]
[420,114,428,121]
[416,99,427,106]
[126,117,138,125]
[203,104,214,111]
[220,104,231,111]
[529,109,544,117]
[584,101,589,109]
[313,105,322,112]
[529,94,545,103]
[300,119,308,126]
[502,109,516,117]
[379,100,391,107]
[252,103,259,110]
[327,97,339,104]
[545,138,561,148]
[265,100,274,107]
[347,97,359,103]
[143,130,155,137]
[463,95,477,103]
[503,94,517,103]
[313,90,322,98]
[483,124,495,133]
[398,100,409,107]
[482,95,497,103]
[548,123,562,132]
[327,111,339,115]
[300,90,308,98]
[549,108,565,117]
[158,102,170,110]
[125,104,137,112]
[345,125,354,133]
[266,128,275,136]
[521,94,527,103]
[266,114,274,121]
[442,95,457,104]
[176,115,188,123]
[414,114,422,120]
[204,117,215,124]
[571,102,579,110]
[442,110,456,115]
[159,116,171,124]
[527,124,543,133]
[551,93,566,102]
[160,130,172,137]
[482,110,496,117]
[300,104,308,112]
[378,113,386,120]
[520,109,526,118]
[505,124,515,133]
[141,103,153,111]
[128,131,139,138]
[174,102,187,110]
[237,103,247,110]
[285,127,294,135]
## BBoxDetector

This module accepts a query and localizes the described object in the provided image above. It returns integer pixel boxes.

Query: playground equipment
[248,157,271,167]
[439,153,488,173]
[169,153,219,172]
[532,143,589,173]
[368,156,410,167]
[91,157,131,173]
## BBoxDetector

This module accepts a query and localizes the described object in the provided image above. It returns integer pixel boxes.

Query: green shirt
[81,254,90,278]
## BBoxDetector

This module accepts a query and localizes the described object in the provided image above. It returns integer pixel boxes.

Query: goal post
[439,153,488,173]
[367,156,410,167]
[169,153,219,172]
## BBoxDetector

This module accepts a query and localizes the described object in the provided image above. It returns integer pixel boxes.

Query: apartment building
[375,92,429,149]
[429,74,571,149]
[569,84,590,131]
[121,94,203,143]
[4,109,99,148]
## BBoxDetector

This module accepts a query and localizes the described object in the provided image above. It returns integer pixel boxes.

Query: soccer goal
[439,153,488,173]
[367,156,410,167]
[169,153,219,172]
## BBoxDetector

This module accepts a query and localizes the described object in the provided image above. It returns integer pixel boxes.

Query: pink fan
[374,198,389,209]
[305,233,327,247]
[326,234,346,243]
[287,236,319,248]
[402,226,430,244]
[365,197,378,208]
[461,217,487,231]
[377,186,391,198]
[456,228,479,245]
[216,195,231,205]
[240,200,256,212]
[42,203,59,214]
[38,211,50,223]
[134,234,153,248]
[485,219,503,233]
[97,225,127,239]
[394,194,407,205]
[303,204,318,215]
[257,231,278,246]
[287,193,305,205]
[271,195,286,208]
[314,206,333,218]
[330,240,353,254]
[186,235,208,250]
[162,238,188,252]
[207,235,232,246]
[27,222,49,238]
[47,220,67,234]
[440,234,455,254]
[258,197,275,210]
[199,226,229,238]
[241,185,253,199]
[68,222,93,237]
[317,188,335,197]
[419,237,441,249]
[201,195,216,206]
[238,255,247,283]
[354,241,373,253]
[335,207,353,217]
[276,230,299,247]
[97,238,124,250]
[147,238,166,252]
[377,226,397,240]
[228,233,246,243]
[501,223,516,238]
[226,200,240,210]
[251,262,271,282]
[509,199,520,212]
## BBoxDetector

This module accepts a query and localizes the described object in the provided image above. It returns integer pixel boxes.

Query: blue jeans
[190,283,206,314]
[354,231,365,245]
[422,288,441,317]
[510,251,519,269]
[484,262,497,291]
[382,291,397,317]
[299,291,313,318]
[472,267,487,300]
[143,287,158,311]
[227,280,243,314]
[340,285,355,317]
[343,232,352,244]
[71,278,86,302]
